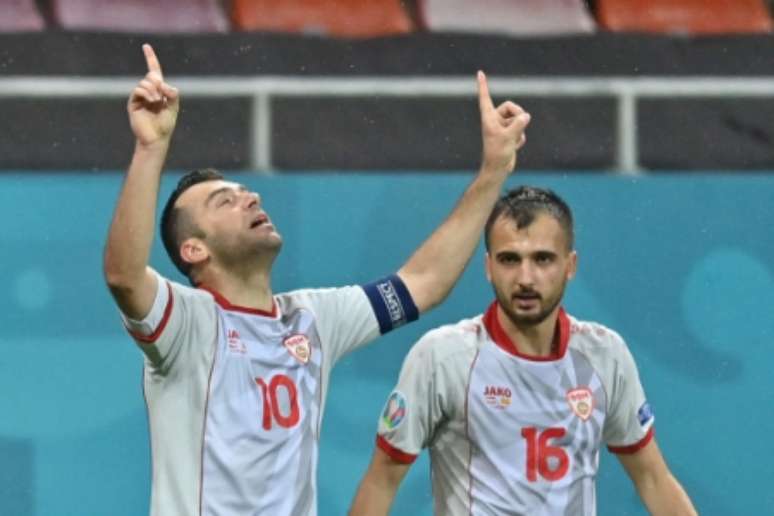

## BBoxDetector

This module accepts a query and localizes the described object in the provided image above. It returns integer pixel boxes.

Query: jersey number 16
[521,427,570,482]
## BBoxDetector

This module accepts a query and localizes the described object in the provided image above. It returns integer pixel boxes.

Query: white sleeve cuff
[120,273,170,337]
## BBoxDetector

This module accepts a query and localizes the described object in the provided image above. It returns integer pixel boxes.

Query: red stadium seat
[597,0,773,34]
[52,0,229,33]
[0,0,45,32]
[231,0,414,38]
[419,0,595,36]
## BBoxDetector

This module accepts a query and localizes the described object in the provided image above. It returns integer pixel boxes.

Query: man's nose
[243,191,261,209]
[516,261,536,288]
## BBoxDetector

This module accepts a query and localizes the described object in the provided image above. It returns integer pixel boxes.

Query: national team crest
[381,391,407,430]
[283,334,311,364]
[566,387,594,421]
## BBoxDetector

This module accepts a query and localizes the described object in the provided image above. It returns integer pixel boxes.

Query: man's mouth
[250,214,269,228]
[513,292,540,307]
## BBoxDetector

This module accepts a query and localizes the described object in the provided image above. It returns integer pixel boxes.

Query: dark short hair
[160,168,224,279]
[484,186,574,251]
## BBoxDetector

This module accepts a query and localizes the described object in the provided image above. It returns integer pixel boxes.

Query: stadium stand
[597,0,773,34]
[0,0,45,31]
[51,0,229,33]
[230,0,414,37]
[418,0,595,36]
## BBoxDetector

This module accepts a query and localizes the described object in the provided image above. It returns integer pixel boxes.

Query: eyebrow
[495,250,558,259]
[205,184,247,207]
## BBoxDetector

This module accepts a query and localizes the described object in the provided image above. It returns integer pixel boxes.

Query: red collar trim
[482,301,570,362]
[197,285,278,318]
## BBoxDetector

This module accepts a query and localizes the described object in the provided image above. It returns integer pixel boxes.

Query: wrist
[477,162,512,182]
[135,138,171,154]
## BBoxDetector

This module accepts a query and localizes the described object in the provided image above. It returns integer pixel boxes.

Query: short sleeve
[118,270,217,374]
[285,285,380,366]
[603,333,655,454]
[376,335,444,464]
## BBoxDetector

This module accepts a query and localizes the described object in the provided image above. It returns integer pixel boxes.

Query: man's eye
[218,197,233,207]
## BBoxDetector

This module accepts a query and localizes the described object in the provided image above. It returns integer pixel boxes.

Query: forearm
[397,167,508,312]
[637,473,697,516]
[104,140,169,288]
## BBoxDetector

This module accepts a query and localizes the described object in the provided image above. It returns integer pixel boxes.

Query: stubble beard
[495,280,567,329]
[209,232,283,272]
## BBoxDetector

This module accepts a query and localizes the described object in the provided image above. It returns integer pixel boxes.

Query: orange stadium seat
[597,0,773,34]
[419,0,595,36]
[52,0,229,33]
[231,0,414,38]
[0,0,45,31]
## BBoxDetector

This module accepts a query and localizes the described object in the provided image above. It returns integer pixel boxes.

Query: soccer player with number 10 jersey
[103,44,530,515]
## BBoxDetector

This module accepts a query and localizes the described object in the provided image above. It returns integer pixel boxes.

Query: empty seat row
[0,0,771,36]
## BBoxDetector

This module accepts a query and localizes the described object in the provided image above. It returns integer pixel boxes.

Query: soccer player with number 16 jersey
[351,187,697,515]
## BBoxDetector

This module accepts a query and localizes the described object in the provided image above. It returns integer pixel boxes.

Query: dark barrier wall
[2,33,774,77]
[0,172,772,515]
[3,33,774,171]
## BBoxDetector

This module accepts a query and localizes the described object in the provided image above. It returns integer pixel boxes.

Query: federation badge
[381,391,407,430]
[283,334,311,364]
[566,387,594,421]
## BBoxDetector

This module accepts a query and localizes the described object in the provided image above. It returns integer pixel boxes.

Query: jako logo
[227,328,246,354]
[484,385,512,409]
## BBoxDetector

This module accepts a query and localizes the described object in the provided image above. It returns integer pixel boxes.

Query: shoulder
[408,315,484,368]
[568,314,633,363]
[165,277,217,307]
[277,285,362,302]
[275,285,363,310]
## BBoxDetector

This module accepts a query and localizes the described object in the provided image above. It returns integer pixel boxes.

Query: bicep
[109,266,159,320]
[368,446,413,487]
[617,438,669,487]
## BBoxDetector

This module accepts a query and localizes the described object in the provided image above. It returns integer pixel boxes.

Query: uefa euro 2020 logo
[381,391,407,430]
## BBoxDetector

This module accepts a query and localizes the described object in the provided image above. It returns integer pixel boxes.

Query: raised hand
[128,44,180,147]
[477,71,531,175]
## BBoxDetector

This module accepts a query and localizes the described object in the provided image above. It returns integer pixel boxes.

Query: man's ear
[484,252,493,283]
[566,250,578,281]
[180,238,209,268]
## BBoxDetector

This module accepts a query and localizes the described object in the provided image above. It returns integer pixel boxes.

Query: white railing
[1,76,772,174]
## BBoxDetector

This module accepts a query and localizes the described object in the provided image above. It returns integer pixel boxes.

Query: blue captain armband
[362,274,419,335]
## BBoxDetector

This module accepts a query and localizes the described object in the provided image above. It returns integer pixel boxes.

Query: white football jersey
[122,271,416,516]
[377,302,654,516]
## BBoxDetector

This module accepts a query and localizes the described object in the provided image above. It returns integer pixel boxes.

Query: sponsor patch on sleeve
[637,401,654,426]
[381,391,408,430]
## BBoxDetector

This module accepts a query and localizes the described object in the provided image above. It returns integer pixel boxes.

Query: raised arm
[103,44,180,319]
[396,71,530,313]
[617,439,697,516]
[349,447,412,516]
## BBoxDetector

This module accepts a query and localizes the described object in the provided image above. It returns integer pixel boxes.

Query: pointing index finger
[143,43,163,78]
[477,70,495,114]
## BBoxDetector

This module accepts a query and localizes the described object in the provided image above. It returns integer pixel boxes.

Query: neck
[198,265,274,313]
[497,304,560,358]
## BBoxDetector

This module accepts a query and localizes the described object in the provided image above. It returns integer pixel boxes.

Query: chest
[208,308,325,433]
[466,343,608,463]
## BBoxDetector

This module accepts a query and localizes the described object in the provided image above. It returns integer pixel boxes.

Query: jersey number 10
[521,427,570,482]
[255,374,301,430]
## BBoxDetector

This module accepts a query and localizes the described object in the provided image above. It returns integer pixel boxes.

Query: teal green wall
[0,173,771,515]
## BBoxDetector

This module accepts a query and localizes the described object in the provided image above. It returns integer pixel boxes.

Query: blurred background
[0,1,773,515]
